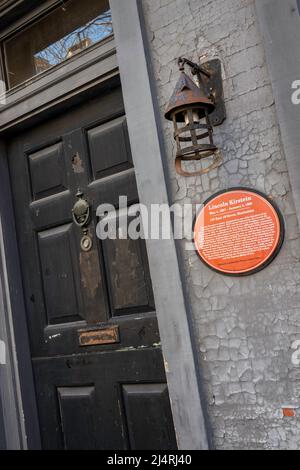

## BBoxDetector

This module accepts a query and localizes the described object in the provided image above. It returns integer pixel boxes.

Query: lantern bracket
[178,57,226,127]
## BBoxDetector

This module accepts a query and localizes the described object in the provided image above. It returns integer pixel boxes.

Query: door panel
[57,386,97,450]
[38,223,84,325]
[7,84,177,450]
[122,383,176,450]
[87,116,133,180]
[34,348,172,450]
[28,142,67,200]
[103,236,155,316]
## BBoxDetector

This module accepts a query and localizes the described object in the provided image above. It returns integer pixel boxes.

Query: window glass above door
[3,0,112,89]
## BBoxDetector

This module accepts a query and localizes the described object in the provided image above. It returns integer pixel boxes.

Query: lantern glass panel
[184,110,200,126]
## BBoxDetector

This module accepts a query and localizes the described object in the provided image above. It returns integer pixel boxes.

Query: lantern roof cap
[165,71,215,121]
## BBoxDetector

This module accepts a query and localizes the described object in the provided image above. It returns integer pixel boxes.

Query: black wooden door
[7,85,177,450]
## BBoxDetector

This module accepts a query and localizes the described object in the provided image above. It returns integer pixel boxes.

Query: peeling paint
[282,408,296,418]
[116,343,161,353]
[48,334,61,341]
[143,0,300,450]
[80,250,100,300]
[72,152,84,173]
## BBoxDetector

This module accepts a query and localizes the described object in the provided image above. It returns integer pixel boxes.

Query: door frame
[0,0,210,450]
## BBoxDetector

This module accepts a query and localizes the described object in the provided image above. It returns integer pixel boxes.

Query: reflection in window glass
[3,0,112,89]
[34,10,112,72]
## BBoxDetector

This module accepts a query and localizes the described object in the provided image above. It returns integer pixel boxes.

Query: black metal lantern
[165,57,226,176]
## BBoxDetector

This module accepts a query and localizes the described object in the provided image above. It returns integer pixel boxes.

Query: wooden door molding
[0,36,118,134]
[110,0,210,450]
[0,141,41,449]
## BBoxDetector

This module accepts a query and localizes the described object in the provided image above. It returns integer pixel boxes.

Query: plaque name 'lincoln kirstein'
[194,188,284,276]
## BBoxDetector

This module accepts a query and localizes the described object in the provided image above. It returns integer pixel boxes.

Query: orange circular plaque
[194,188,284,275]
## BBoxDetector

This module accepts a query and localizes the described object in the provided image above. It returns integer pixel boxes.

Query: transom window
[2,0,112,89]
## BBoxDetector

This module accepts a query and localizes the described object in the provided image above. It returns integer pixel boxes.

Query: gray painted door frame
[0,0,210,449]
[0,141,40,450]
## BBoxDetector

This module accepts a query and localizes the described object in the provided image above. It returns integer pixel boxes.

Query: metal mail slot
[78,325,119,347]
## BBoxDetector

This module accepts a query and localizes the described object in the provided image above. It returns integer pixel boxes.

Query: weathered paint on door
[7,84,177,450]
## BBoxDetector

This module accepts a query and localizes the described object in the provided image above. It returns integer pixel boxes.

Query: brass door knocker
[72,190,93,252]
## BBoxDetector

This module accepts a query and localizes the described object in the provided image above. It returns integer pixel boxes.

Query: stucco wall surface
[142,0,300,450]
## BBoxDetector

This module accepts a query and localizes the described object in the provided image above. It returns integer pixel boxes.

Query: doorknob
[72,190,93,252]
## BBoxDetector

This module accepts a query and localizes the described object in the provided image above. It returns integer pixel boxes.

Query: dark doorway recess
[7,83,177,450]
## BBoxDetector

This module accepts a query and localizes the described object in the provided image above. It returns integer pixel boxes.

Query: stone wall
[142,0,300,449]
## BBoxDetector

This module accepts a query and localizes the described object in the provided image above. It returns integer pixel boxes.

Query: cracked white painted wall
[142,0,300,450]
